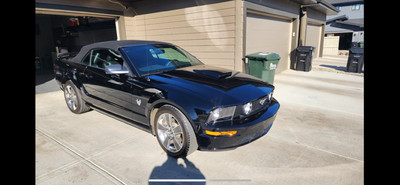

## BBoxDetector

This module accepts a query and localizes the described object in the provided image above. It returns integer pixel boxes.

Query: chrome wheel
[156,113,184,153]
[64,85,78,111]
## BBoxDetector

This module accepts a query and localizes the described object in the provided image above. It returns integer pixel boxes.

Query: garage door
[246,13,292,74]
[306,23,322,58]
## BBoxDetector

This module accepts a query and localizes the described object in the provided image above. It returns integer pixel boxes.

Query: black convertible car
[54,40,280,158]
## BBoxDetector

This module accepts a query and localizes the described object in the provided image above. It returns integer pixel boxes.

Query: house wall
[119,1,238,71]
[116,0,331,73]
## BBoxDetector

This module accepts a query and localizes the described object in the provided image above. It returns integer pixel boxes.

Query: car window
[120,44,203,76]
[81,49,123,69]
[90,49,124,69]
[81,50,92,65]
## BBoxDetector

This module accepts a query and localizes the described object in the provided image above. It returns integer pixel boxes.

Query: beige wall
[115,0,327,74]
[118,1,239,71]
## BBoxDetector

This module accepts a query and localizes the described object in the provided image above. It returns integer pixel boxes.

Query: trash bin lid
[296,46,314,52]
[245,52,280,61]
[349,48,364,54]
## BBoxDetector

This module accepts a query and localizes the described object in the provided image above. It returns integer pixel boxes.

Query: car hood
[148,65,274,106]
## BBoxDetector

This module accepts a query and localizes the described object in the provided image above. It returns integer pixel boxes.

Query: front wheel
[155,105,198,158]
[63,80,91,114]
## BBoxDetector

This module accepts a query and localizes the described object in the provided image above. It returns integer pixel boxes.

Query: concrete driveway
[312,55,364,76]
[36,69,363,185]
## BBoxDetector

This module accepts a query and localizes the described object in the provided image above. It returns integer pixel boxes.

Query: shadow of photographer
[149,156,205,185]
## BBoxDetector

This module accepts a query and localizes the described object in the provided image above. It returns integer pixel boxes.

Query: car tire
[155,105,198,158]
[63,80,91,114]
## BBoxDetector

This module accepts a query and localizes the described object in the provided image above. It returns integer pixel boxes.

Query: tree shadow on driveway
[149,156,205,185]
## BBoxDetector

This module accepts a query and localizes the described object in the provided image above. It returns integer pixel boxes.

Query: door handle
[84,74,93,78]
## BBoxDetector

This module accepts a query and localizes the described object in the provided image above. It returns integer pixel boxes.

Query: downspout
[298,7,307,46]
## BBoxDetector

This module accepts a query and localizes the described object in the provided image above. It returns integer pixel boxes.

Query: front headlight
[206,106,236,125]
[243,102,252,115]
[267,91,273,102]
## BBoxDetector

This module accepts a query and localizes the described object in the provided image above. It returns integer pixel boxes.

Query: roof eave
[317,0,340,15]
[292,0,339,15]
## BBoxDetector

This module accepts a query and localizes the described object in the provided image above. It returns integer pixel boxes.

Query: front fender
[146,88,212,135]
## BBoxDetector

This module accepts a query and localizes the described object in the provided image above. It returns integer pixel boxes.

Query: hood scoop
[193,69,232,79]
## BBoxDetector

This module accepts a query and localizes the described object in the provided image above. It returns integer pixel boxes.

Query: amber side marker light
[205,130,237,136]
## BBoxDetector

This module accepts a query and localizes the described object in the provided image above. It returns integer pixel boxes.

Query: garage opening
[35,14,117,74]
[334,32,353,50]
[35,13,117,93]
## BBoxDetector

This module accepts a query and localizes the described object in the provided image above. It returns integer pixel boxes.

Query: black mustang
[54,40,280,158]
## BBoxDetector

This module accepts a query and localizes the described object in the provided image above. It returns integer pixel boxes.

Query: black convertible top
[71,40,171,63]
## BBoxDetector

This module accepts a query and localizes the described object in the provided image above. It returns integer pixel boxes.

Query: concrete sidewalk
[36,69,363,185]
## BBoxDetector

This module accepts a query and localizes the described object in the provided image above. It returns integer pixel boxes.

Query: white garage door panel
[246,13,292,73]
[306,24,322,58]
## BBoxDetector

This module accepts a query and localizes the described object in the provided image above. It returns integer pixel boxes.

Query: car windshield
[120,44,203,76]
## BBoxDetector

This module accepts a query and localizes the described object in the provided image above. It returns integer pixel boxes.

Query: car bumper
[197,99,280,151]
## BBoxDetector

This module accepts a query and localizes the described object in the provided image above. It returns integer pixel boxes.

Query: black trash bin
[346,48,364,73]
[295,46,314,72]
[350,42,360,48]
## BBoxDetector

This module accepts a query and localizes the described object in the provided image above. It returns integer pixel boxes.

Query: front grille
[230,92,273,126]
[250,95,270,113]
[239,93,272,116]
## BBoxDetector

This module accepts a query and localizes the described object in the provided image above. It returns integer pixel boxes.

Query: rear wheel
[155,105,198,158]
[63,80,90,114]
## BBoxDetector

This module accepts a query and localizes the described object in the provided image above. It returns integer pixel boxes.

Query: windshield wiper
[176,63,192,68]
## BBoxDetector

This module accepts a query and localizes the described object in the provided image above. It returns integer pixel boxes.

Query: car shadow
[148,156,206,185]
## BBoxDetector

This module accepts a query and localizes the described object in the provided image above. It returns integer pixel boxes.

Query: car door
[81,48,148,125]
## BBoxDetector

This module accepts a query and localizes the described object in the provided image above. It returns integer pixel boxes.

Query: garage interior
[35,14,117,75]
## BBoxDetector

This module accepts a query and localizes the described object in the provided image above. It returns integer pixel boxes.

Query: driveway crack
[36,127,130,185]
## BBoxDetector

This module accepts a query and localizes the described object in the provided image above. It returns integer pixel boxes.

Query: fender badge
[136,99,141,106]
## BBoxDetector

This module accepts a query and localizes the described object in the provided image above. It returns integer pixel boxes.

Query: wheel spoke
[172,136,182,151]
[71,101,77,110]
[157,115,169,131]
[156,112,185,153]
[66,86,72,94]
[166,114,172,128]
[71,95,77,102]
[157,129,166,143]
[67,100,72,108]
[172,124,183,135]
[162,134,171,149]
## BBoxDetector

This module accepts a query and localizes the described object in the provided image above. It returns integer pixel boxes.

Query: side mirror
[105,64,129,75]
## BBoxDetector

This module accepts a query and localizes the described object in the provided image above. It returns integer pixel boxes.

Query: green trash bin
[245,52,280,84]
